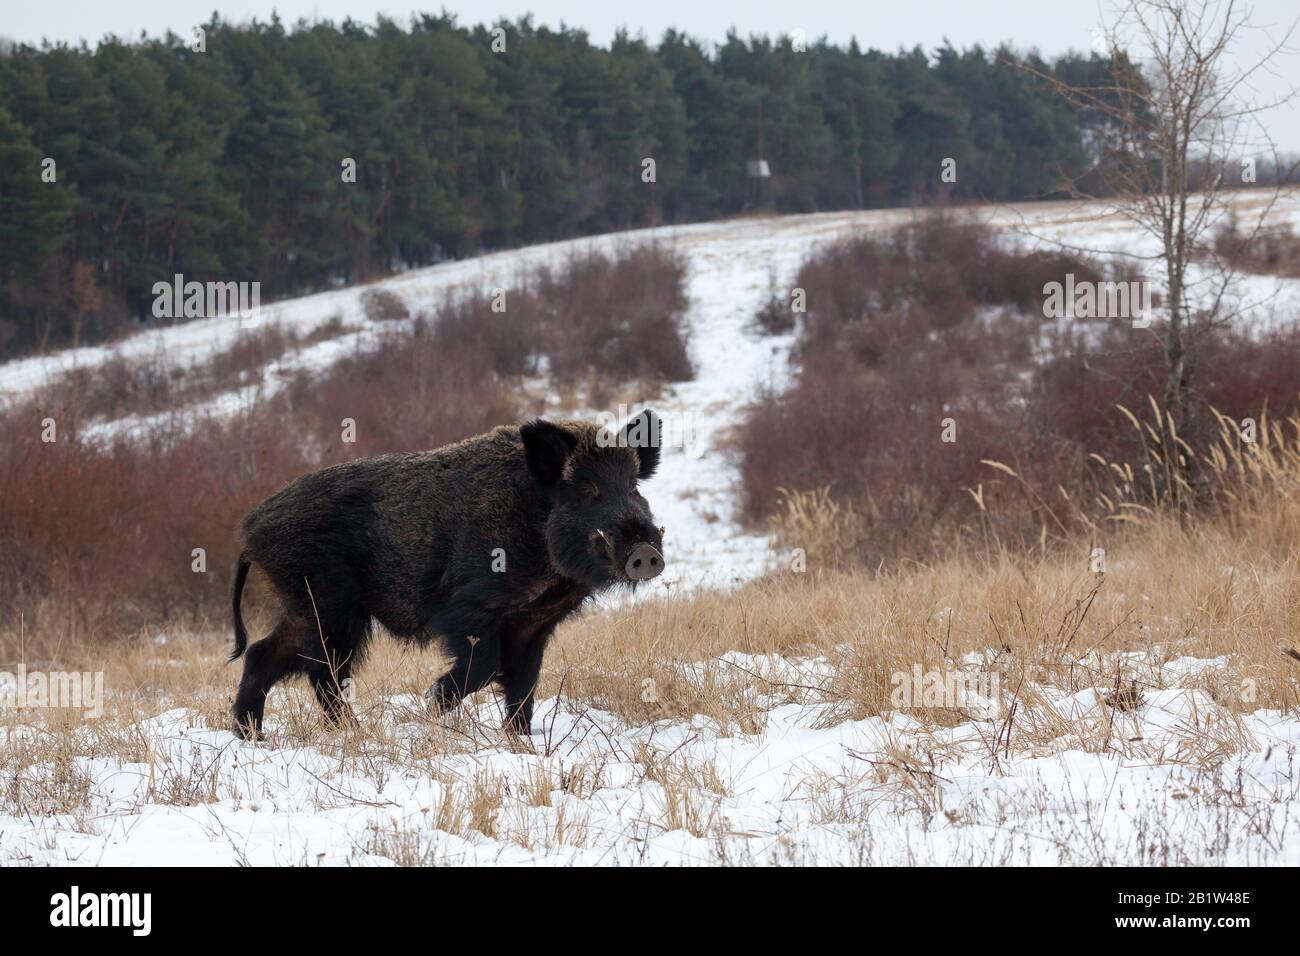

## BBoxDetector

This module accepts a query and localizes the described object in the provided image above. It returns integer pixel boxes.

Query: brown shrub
[531,246,692,385]
[424,246,690,387]
[738,213,1300,567]
[753,293,797,335]
[42,319,351,422]
[278,322,519,459]
[1028,323,1300,462]
[0,341,514,644]
[791,217,1096,336]
[1209,219,1300,278]
[361,289,412,322]
[0,245,691,645]
[55,351,181,421]
[0,408,289,639]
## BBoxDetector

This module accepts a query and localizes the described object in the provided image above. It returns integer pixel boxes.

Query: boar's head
[521,409,666,590]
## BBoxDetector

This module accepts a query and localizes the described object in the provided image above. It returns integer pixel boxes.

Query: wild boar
[229,410,665,738]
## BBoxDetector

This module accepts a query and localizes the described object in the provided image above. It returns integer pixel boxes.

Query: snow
[3,651,1296,865]
[3,190,1300,865]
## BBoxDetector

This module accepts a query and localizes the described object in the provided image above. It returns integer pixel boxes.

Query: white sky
[6,1,1300,150]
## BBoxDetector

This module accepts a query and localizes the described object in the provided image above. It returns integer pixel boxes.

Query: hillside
[3,191,1300,865]
[5,189,1300,594]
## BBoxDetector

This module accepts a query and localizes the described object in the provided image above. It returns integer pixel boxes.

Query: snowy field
[3,190,1300,865]
[5,647,1298,865]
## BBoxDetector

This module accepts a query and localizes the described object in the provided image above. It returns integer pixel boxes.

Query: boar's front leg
[427,630,502,716]
[499,617,564,736]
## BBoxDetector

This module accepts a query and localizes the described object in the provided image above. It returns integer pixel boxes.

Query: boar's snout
[625,542,664,581]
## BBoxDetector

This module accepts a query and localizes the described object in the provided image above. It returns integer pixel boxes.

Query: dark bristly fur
[230,410,664,738]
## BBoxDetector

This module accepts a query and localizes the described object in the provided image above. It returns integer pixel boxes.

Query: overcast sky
[8,1,1300,150]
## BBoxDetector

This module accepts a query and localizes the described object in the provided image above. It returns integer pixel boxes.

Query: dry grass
[2,457,1297,863]
[8,399,1298,741]
[542,410,1300,741]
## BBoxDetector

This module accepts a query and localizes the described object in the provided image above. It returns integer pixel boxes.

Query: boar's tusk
[596,529,615,555]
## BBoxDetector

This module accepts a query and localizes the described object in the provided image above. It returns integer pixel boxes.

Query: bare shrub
[56,351,180,420]
[1209,219,1300,278]
[532,246,692,385]
[753,293,796,335]
[39,319,353,422]
[739,214,1300,567]
[360,289,411,323]
[427,246,690,388]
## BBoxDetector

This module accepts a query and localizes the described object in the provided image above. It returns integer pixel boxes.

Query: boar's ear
[620,408,661,479]
[521,419,578,487]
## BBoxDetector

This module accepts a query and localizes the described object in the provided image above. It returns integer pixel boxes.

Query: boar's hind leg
[303,609,369,728]
[428,632,502,716]
[233,617,308,739]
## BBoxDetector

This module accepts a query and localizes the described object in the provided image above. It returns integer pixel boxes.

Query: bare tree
[1024,0,1298,436]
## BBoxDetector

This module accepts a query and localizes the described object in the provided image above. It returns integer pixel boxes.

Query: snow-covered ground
[3,190,1300,865]
[4,650,1297,865]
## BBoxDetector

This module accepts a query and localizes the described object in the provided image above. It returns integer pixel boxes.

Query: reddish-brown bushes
[788,219,1108,344]
[1209,219,1300,278]
[0,409,294,639]
[741,312,1045,564]
[738,214,1300,566]
[44,319,349,421]
[278,323,518,460]
[1024,322,1300,464]
[0,245,689,646]
[360,288,411,323]
[741,217,1106,553]
[533,247,692,384]
[422,246,690,398]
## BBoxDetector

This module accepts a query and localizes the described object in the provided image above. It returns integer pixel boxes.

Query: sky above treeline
[6,1,1299,151]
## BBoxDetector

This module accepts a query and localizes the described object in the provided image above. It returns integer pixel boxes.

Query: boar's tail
[229,553,252,662]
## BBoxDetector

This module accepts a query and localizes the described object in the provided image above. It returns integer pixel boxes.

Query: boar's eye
[578,482,600,502]
[629,477,639,493]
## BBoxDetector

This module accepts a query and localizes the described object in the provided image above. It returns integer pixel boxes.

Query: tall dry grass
[546,407,1300,732]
